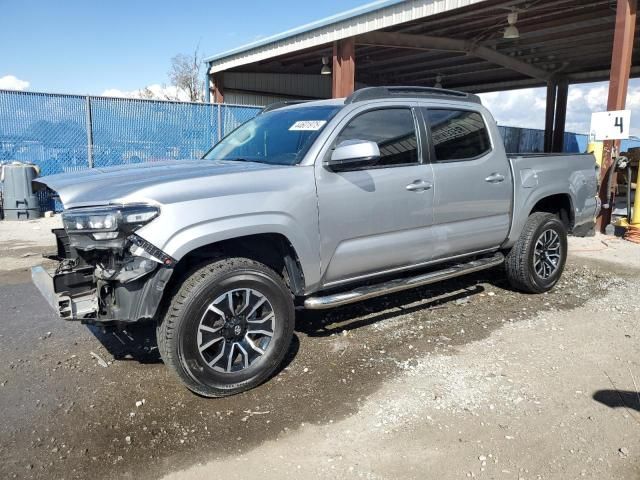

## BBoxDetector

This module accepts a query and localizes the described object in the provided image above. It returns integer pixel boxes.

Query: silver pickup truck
[32,86,599,397]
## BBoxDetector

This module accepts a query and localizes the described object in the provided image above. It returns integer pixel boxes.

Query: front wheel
[157,257,295,397]
[505,212,568,293]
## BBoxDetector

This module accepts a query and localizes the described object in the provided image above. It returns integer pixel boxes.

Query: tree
[137,86,161,100]
[168,46,205,102]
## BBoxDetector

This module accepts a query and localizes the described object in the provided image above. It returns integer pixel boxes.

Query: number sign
[590,110,631,141]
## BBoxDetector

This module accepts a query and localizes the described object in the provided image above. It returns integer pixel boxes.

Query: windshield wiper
[220,158,270,165]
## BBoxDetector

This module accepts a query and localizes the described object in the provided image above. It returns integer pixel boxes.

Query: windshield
[204,105,340,166]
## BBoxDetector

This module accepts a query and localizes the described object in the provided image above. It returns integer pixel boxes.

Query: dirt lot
[0,217,639,479]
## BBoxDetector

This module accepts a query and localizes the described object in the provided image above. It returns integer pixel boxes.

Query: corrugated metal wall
[225,91,295,107]
[225,72,331,97]
[223,72,373,106]
[224,72,331,106]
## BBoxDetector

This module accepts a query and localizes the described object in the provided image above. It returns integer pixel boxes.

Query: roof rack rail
[262,100,312,113]
[345,86,481,105]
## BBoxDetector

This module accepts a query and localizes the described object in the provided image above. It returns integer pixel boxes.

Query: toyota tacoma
[32,86,600,397]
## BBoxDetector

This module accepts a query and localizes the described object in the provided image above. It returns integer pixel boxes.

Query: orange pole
[597,0,637,233]
[332,38,355,98]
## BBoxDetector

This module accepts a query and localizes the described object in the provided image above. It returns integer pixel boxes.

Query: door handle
[485,173,505,183]
[406,180,432,191]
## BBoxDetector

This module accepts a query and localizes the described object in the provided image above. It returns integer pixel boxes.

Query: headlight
[62,205,159,240]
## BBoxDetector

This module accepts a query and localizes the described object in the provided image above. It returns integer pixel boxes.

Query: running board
[304,253,505,310]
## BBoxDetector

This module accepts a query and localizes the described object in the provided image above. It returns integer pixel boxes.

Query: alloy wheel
[533,229,562,279]
[197,288,275,373]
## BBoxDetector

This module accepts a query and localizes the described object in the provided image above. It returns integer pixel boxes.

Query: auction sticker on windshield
[289,120,327,131]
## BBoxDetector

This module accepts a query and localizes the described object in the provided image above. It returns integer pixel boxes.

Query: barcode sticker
[289,120,327,131]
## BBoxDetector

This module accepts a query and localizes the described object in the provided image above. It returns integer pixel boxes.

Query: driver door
[314,104,435,287]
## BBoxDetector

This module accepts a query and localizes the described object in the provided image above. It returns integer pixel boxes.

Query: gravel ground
[0,219,638,479]
[0,215,61,274]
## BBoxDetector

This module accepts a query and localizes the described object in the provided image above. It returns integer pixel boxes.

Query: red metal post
[597,0,637,232]
[332,37,356,98]
[212,72,225,104]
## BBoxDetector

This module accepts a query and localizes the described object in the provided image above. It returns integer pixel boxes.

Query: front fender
[138,212,321,291]
[130,165,321,291]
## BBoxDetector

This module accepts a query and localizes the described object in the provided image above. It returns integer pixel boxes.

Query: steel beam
[551,81,568,153]
[212,72,224,103]
[400,0,607,38]
[568,65,640,83]
[607,0,637,109]
[396,65,507,84]
[456,77,546,93]
[544,81,557,153]
[598,0,638,232]
[332,37,356,98]
[356,32,551,81]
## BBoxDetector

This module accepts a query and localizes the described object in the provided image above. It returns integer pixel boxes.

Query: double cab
[33,86,600,397]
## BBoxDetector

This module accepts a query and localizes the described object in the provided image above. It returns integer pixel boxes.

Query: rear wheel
[505,212,567,293]
[157,257,295,397]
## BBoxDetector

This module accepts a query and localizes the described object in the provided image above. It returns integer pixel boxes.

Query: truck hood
[35,159,287,208]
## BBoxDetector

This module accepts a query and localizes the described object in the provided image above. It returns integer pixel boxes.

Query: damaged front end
[31,204,175,326]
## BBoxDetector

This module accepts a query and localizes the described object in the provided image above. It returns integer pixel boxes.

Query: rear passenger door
[420,107,512,260]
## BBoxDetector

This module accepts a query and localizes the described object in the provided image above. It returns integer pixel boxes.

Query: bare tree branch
[168,44,204,102]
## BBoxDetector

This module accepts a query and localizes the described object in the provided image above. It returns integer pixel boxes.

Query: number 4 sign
[590,110,632,141]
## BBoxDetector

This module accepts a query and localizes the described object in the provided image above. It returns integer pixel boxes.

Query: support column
[204,71,211,103]
[551,81,568,153]
[544,81,557,153]
[212,72,224,104]
[332,37,355,98]
[598,0,637,232]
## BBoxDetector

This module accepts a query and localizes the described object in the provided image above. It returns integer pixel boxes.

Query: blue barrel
[1,162,42,221]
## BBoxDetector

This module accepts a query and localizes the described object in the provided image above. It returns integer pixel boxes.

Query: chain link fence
[3,89,639,213]
[0,89,261,210]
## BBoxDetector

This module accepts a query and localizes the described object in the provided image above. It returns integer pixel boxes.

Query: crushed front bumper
[31,260,174,324]
[31,229,175,325]
[31,265,98,320]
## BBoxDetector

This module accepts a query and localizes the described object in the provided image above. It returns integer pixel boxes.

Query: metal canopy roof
[206,0,486,72]
[203,0,407,64]
[209,0,640,93]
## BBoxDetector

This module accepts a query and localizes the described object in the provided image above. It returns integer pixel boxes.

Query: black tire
[157,257,295,397]
[505,212,568,294]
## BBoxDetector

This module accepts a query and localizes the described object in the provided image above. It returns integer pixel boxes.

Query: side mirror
[325,140,380,172]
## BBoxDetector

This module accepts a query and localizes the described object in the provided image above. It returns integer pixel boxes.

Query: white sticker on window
[289,120,327,131]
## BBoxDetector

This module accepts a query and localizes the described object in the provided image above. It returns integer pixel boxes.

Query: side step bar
[304,253,504,310]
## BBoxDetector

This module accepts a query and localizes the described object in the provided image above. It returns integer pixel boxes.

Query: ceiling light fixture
[434,75,443,89]
[503,11,520,39]
[320,56,331,75]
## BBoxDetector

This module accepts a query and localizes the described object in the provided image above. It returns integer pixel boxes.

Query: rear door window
[424,109,491,161]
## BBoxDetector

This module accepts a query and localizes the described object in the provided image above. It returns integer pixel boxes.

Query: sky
[0,0,638,136]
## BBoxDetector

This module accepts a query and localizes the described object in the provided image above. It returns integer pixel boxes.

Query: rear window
[425,109,491,161]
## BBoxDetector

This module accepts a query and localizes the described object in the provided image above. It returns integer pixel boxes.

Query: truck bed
[505,152,599,246]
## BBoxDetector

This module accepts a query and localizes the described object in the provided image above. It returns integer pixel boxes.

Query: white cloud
[101,83,191,101]
[0,74,30,91]
[479,88,546,130]
[479,79,640,137]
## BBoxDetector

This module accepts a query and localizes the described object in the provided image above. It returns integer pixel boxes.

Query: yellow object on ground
[632,164,640,225]
[623,166,640,243]
[587,141,604,167]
